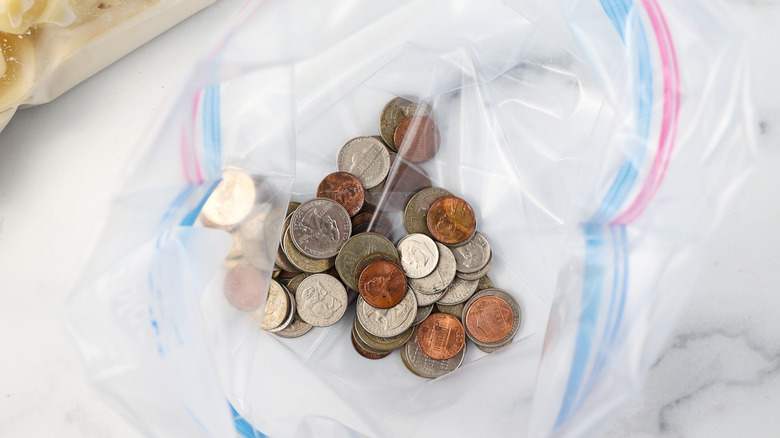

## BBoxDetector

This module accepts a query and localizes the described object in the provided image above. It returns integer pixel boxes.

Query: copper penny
[384,161,432,209]
[416,313,465,360]
[223,264,264,311]
[426,196,477,245]
[317,172,365,217]
[464,295,514,344]
[353,252,400,287]
[358,260,408,309]
[351,332,391,360]
[394,116,441,163]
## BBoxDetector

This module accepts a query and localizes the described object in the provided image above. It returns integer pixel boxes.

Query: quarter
[356,290,417,338]
[296,274,348,327]
[290,198,351,259]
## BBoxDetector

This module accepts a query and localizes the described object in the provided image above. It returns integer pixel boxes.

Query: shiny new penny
[426,196,477,245]
[394,116,441,163]
[223,264,264,311]
[464,295,514,344]
[416,313,465,360]
[358,260,408,308]
[201,171,256,230]
[317,172,365,217]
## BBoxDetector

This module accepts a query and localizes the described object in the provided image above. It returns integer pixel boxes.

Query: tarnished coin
[394,116,441,163]
[223,264,265,311]
[358,260,408,308]
[352,211,393,233]
[351,331,392,360]
[338,136,391,189]
[201,171,256,230]
[356,290,417,338]
[353,316,414,352]
[456,251,493,281]
[317,172,365,217]
[283,227,335,273]
[404,187,452,236]
[286,272,313,296]
[275,246,300,274]
[408,242,456,295]
[335,232,398,291]
[379,97,419,151]
[437,277,479,306]
[397,233,439,278]
[260,280,289,330]
[401,326,466,379]
[267,288,296,333]
[474,337,515,354]
[417,313,466,360]
[290,198,351,259]
[477,274,494,291]
[427,196,477,245]
[296,274,348,327]
[462,288,521,347]
[412,286,446,307]
[435,302,465,320]
[353,252,400,287]
[384,161,433,209]
[450,232,491,274]
[413,304,434,326]
[286,201,301,217]
[274,316,314,339]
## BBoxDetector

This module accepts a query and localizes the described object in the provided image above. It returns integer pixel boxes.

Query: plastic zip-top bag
[65,0,755,436]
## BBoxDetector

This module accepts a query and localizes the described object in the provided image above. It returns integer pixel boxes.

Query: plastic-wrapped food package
[64,0,756,437]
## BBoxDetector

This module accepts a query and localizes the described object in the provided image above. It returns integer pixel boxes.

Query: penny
[477,274,494,291]
[353,316,414,352]
[353,252,400,288]
[200,170,256,230]
[404,187,453,236]
[352,222,394,242]
[351,331,392,360]
[356,290,417,338]
[435,302,465,320]
[283,227,335,273]
[455,251,493,281]
[379,97,418,151]
[266,288,296,333]
[408,242,456,295]
[352,211,393,232]
[411,286,446,307]
[290,198,351,259]
[260,279,289,330]
[401,326,466,379]
[223,264,265,311]
[450,232,491,274]
[464,295,514,344]
[416,313,466,360]
[358,260,408,308]
[384,161,432,209]
[413,304,434,326]
[317,172,365,217]
[394,115,441,163]
[426,196,477,245]
[397,233,439,278]
[337,136,391,189]
[296,274,348,327]
[437,277,479,306]
[335,232,398,291]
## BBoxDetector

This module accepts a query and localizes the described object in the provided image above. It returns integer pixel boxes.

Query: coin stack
[201,97,522,379]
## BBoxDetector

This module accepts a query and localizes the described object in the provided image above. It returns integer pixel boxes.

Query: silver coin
[267,287,296,333]
[400,327,466,379]
[273,316,313,338]
[474,335,516,353]
[356,290,417,337]
[455,250,493,281]
[337,136,391,190]
[411,286,445,307]
[408,242,456,295]
[435,302,465,320]
[290,198,351,259]
[246,280,288,331]
[396,233,439,279]
[477,274,494,291]
[296,274,348,327]
[461,288,522,348]
[403,187,452,236]
[412,304,434,326]
[436,277,479,306]
[353,316,414,352]
[450,232,491,274]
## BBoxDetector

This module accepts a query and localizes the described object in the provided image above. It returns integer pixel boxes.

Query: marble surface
[1,0,778,437]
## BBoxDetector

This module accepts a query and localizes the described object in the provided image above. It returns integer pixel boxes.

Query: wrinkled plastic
[65,0,755,437]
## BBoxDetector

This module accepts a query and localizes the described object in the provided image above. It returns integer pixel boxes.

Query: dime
[267,288,296,333]
[290,198,351,259]
[401,326,466,379]
[337,136,391,189]
[408,242,456,295]
[384,161,432,209]
[436,277,479,306]
[335,232,398,291]
[296,274,348,327]
[450,232,491,274]
[394,115,441,163]
[461,288,521,348]
[416,313,465,360]
[413,304,434,326]
[411,286,446,307]
[426,196,477,245]
[379,97,418,151]
[351,331,392,360]
[223,264,264,311]
[477,274,494,291]
[353,316,414,352]
[283,227,335,273]
[358,260,407,308]
[356,290,417,338]
[200,170,256,230]
[456,251,493,281]
[404,187,452,236]
[317,172,365,217]
[260,279,289,330]
[353,252,400,287]
[396,233,439,279]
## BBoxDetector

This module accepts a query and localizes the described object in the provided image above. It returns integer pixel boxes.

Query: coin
[474,338,515,354]
[290,198,351,259]
[286,201,301,217]
[275,246,300,273]
[408,242,456,295]
[260,279,289,330]
[396,233,439,278]
[403,187,453,236]
[352,211,393,232]
[379,97,418,151]
[282,227,335,273]
[200,170,256,230]
[351,331,392,360]
[317,172,365,217]
[267,288,296,333]
[411,286,446,307]
[353,252,400,286]
[477,274,494,291]
[223,264,265,311]
[337,136,391,189]
[358,260,408,308]
[335,232,398,291]
[435,302,465,320]
[436,277,479,305]
[401,326,466,379]
[273,316,314,339]
[296,274,348,327]
[394,116,441,163]
[413,304,434,326]
[356,290,417,338]
[461,288,521,347]
[455,251,493,281]
[353,316,414,352]
[426,196,477,245]
[384,161,432,209]
[450,232,491,274]
[286,272,313,296]
[416,313,466,360]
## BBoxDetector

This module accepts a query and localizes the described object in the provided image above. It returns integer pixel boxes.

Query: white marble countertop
[1,0,778,436]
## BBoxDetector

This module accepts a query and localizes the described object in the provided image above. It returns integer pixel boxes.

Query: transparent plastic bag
[64,0,755,436]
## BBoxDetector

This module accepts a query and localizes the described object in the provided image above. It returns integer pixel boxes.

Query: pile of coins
[201,97,522,379]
